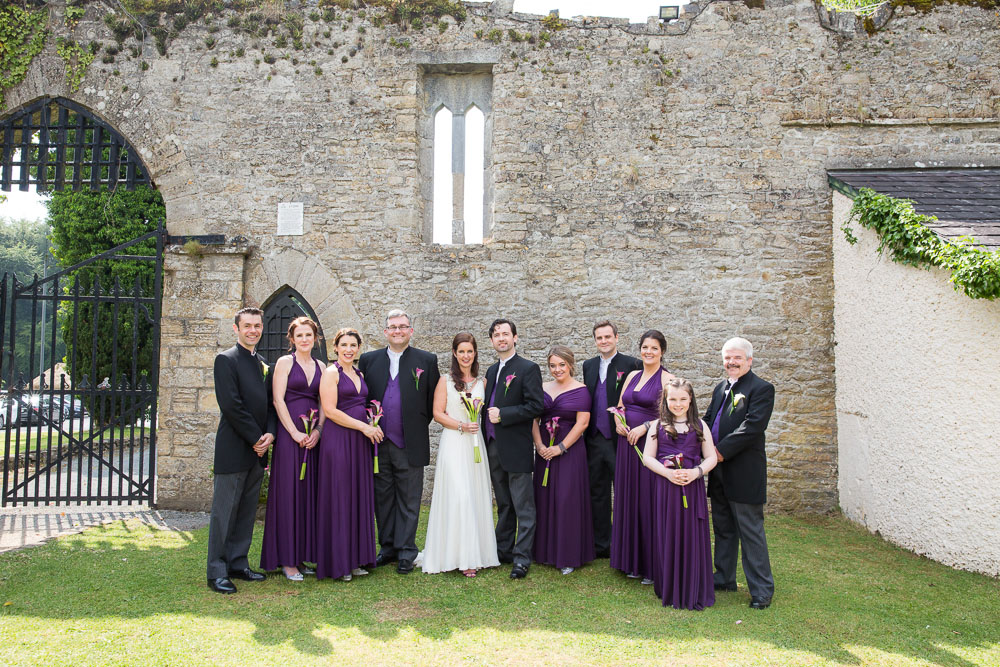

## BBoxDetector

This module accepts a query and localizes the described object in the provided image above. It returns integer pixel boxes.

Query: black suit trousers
[585,431,616,555]
[374,439,423,562]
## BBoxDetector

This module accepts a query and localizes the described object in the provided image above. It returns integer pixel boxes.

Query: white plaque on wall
[277,202,304,235]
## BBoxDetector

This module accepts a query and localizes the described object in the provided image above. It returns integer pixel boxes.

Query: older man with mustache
[703,337,775,610]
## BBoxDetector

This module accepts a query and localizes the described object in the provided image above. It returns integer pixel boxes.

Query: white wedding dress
[420,379,499,574]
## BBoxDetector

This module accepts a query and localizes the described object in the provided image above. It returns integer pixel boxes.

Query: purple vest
[711,384,731,445]
[485,374,499,442]
[382,374,406,448]
[590,377,612,439]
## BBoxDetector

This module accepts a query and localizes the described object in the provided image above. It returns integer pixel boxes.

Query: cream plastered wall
[833,191,1000,576]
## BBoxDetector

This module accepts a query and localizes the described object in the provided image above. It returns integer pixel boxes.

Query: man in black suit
[206,307,276,594]
[582,320,642,558]
[358,309,440,575]
[482,319,544,579]
[703,337,776,609]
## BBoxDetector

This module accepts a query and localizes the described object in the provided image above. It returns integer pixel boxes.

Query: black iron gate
[0,228,163,506]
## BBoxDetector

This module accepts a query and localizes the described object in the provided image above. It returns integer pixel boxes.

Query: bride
[420,332,499,577]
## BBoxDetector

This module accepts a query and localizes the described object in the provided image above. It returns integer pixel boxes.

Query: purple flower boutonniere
[504,373,516,395]
[412,367,425,390]
[615,371,625,389]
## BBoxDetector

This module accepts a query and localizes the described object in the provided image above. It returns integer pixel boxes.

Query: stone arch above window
[245,247,361,360]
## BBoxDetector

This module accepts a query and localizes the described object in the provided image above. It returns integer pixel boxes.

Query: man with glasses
[358,309,440,574]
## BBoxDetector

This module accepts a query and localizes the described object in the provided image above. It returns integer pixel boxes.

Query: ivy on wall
[842,188,1000,300]
[0,4,49,108]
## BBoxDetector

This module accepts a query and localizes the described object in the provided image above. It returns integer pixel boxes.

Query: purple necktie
[485,364,503,442]
[711,383,731,445]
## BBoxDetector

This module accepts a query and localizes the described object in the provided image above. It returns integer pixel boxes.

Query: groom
[358,309,439,574]
[482,318,544,579]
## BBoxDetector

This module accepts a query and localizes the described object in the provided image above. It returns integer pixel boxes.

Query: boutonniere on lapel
[412,367,425,390]
[729,392,745,415]
[615,371,625,390]
[260,361,269,380]
[504,373,517,395]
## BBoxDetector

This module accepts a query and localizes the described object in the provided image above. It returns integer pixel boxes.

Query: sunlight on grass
[0,513,997,666]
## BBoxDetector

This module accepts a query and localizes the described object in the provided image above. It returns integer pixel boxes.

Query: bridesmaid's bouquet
[460,393,485,463]
[366,400,383,474]
[662,452,688,509]
[298,408,318,481]
[608,407,643,460]
[541,416,561,487]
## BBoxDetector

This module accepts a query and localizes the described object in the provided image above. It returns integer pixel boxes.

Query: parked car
[0,395,34,427]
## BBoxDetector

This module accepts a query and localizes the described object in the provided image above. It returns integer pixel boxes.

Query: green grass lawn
[2,426,148,456]
[0,512,997,666]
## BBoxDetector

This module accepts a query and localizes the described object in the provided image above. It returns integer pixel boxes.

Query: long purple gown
[533,386,596,569]
[610,369,664,579]
[651,425,714,610]
[260,357,321,571]
[315,364,376,580]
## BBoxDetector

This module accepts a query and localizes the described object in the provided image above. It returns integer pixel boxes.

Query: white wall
[833,191,1000,577]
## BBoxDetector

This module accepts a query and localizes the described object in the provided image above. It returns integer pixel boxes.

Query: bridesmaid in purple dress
[610,330,674,584]
[316,328,382,581]
[261,317,323,581]
[531,346,595,574]
[642,378,718,610]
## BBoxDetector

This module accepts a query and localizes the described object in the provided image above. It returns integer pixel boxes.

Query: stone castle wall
[5,0,1000,512]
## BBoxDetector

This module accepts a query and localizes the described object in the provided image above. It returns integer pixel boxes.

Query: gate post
[156,241,251,511]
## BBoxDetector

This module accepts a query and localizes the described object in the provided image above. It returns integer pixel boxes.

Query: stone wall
[5,0,1000,512]
[832,192,1000,576]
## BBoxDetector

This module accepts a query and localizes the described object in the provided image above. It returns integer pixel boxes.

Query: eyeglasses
[386,325,412,332]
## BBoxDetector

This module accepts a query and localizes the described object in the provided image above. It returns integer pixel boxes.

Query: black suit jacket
[213,344,277,474]
[481,353,544,473]
[582,352,642,436]
[358,346,440,467]
[703,369,775,505]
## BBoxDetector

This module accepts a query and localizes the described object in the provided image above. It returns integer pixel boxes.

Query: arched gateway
[0,96,162,507]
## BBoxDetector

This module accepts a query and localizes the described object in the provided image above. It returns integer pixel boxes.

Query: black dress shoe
[229,568,266,582]
[749,597,772,609]
[714,582,737,592]
[375,552,398,567]
[208,577,237,594]
[509,564,529,579]
[396,558,414,575]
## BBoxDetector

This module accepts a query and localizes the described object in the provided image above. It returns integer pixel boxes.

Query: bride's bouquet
[366,400,383,473]
[460,393,484,463]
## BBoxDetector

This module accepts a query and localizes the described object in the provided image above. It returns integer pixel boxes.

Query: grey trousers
[487,439,536,568]
[206,464,264,579]
[374,440,423,562]
[711,491,775,600]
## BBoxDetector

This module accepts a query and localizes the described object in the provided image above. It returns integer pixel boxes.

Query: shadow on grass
[0,514,997,665]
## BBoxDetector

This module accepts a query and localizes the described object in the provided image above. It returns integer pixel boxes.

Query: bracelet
[643,421,651,431]
[558,442,566,454]
[695,465,703,479]
[458,423,464,433]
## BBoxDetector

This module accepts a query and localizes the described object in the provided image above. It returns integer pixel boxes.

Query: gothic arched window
[260,287,328,365]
